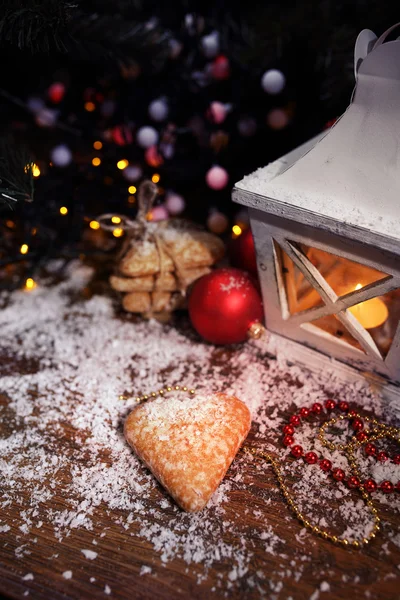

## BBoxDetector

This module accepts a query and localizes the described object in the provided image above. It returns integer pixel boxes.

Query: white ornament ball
[206,166,229,190]
[169,38,183,59]
[123,165,142,182]
[267,108,289,130]
[165,192,185,215]
[148,98,168,122]
[150,205,169,222]
[207,211,229,234]
[261,69,286,95]
[50,144,72,167]
[136,126,159,149]
[27,96,45,114]
[237,116,257,137]
[35,108,57,127]
[200,31,219,58]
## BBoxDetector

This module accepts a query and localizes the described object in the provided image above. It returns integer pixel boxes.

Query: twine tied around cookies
[97,180,190,294]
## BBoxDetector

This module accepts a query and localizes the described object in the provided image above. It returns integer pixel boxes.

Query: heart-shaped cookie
[124,392,251,512]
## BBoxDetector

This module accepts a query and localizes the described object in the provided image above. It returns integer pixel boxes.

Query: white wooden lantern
[233,26,400,393]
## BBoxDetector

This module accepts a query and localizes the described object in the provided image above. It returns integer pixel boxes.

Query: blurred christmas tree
[0,0,398,288]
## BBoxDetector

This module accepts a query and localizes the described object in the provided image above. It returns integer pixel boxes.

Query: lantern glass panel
[304,315,365,353]
[359,288,400,357]
[294,243,388,298]
[278,244,324,314]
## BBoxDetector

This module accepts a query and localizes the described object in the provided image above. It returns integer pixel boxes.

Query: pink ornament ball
[267,108,289,130]
[208,101,227,124]
[150,205,169,222]
[206,166,228,190]
[48,82,65,104]
[165,192,185,215]
[211,55,230,80]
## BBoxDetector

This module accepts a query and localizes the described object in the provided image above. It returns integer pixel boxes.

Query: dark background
[0,1,398,275]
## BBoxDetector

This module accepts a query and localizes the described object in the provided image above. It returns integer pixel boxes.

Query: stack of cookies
[110,222,225,318]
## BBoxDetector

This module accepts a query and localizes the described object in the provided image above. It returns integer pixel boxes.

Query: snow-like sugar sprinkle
[140,565,152,576]
[1,260,399,595]
[62,571,72,580]
[22,574,34,581]
[104,584,111,595]
[81,549,98,560]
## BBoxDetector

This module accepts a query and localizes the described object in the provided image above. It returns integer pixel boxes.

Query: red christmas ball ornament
[229,227,258,276]
[211,55,230,80]
[48,82,65,104]
[188,268,264,345]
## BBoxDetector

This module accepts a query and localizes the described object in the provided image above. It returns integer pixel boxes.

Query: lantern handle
[372,23,400,49]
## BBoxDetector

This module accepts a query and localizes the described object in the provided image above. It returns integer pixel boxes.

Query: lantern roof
[233,27,400,255]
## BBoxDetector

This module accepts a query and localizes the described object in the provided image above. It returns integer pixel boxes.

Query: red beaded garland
[283,425,295,436]
[351,418,364,431]
[347,476,360,488]
[280,398,400,497]
[291,445,303,458]
[380,480,394,494]
[332,468,345,481]
[363,479,377,493]
[311,402,323,415]
[320,459,332,472]
[304,451,318,464]
[283,435,295,447]
[299,407,310,419]
[365,443,377,456]
[377,451,389,463]
[290,415,301,427]
[325,399,336,410]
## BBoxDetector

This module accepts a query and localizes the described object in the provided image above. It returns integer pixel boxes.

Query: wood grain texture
[0,265,399,600]
[1,387,400,600]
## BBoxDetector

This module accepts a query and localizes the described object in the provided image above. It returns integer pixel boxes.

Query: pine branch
[0,139,34,208]
[0,0,74,53]
[67,9,171,69]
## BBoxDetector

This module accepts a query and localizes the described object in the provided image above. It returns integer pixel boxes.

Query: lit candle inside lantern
[348,284,389,329]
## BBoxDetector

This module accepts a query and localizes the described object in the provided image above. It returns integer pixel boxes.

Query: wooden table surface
[1,262,400,600]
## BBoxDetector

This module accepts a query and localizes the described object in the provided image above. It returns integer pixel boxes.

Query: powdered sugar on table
[0,261,399,596]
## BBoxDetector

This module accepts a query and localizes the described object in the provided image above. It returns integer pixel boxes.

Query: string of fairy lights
[14,141,247,292]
